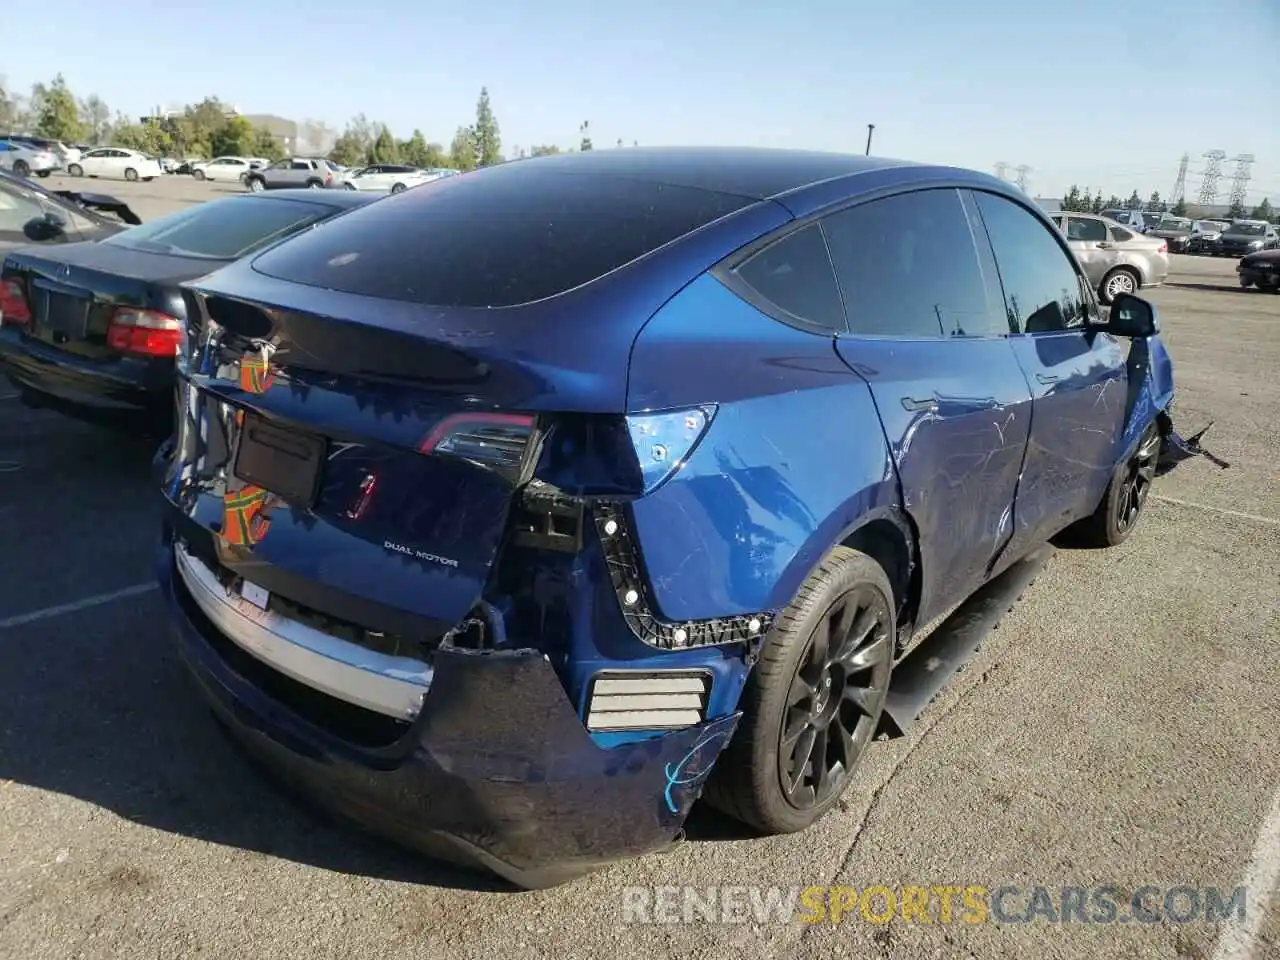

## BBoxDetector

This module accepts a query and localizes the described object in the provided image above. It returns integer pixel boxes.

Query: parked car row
[0,147,1210,891]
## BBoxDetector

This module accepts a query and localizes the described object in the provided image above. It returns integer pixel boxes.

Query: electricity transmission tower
[1013,165,1031,193]
[994,161,1009,181]
[1170,154,1189,206]
[1196,150,1227,205]
[1227,154,1255,211]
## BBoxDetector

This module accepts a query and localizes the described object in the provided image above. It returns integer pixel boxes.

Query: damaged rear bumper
[157,542,740,889]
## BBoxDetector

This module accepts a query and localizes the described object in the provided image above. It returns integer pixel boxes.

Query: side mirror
[23,212,67,243]
[1103,293,1159,338]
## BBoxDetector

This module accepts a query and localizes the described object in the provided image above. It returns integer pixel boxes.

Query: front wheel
[67,164,83,177]
[1072,421,1160,547]
[703,546,894,835]
[12,160,29,178]
[247,177,265,192]
[36,171,50,178]
[390,182,407,194]
[124,167,139,182]
[193,169,206,181]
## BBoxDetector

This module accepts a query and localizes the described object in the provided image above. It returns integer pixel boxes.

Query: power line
[1227,154,1255,211]
[1196,150,1227,205]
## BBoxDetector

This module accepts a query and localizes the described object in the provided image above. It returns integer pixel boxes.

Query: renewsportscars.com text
[620,885,1249,925]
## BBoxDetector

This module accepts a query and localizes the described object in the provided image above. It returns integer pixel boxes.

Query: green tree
[1227,200,1246,219]
[211,115,258,156]
[529,144,560,157]
[1061,185,1083,212]
[1250,198,1274,222]
[0,76,22,131]
[579,120,592,151]
[472,87,501,167]
[400,129,430,166]
[1125,190,1143,209]
[1144,191,1164,213]
[254,129,285,162]
[1104,195,1122,211]
[78,95,111,145]
[34,74,83,142]
[1170,198,1188,217]
[1090,193,1104,214]
[111,119,172,156]
[449,126,477,171]
[370,125,399,163]
[328,114,376,166]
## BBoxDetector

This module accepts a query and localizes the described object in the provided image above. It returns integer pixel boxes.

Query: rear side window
[1066,217,1107,242]
[822,188,999,338]
[1110,226,1134,242]
[102,196,337,260]
[251,168,754,307]
[972,191,1086,334]
[730,223,845,332]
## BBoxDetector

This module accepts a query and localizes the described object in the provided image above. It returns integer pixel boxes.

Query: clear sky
[5,0,1278,204]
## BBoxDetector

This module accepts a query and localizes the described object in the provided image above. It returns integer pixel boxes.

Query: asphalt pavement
[0,193,1277,960]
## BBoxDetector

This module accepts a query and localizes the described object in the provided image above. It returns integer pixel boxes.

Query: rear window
[250,168,754,307]
[102,196,338,260]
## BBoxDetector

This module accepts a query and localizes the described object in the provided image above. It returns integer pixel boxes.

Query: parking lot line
[1211,784,1280,960]
[0,582,158,630]
[1152,495,1280,528]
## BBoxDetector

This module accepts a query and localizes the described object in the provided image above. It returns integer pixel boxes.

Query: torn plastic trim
[593,502,776,653]
[1156,413,1230,475]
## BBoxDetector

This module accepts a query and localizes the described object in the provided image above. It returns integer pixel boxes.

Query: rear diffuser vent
[585,671,710,732]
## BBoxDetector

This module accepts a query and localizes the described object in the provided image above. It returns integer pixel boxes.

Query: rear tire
[703,546,894,835]
[1070,421,1160,547]
[12,160,29,178]
[1099,267,1139,305]
[36,171,50,178]
[390,182,407,194]
[124,167,139,182]
[193,169,206,181]
[247,177,265,192]
[67,164,83,177]
[305,179,323,189]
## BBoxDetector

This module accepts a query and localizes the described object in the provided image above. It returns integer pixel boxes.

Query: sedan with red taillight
[1046,211,1170,304]
[0,188,377,434]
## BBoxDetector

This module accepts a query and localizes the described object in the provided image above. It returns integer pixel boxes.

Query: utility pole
[1170,153,1189,207]
[1014,165,1031,193]
[994,161,1009,181]
[1196,150,1227,206]
[1227,154,1255,212]
[864,124,875,156]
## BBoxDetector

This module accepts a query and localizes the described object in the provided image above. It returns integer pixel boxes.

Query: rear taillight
[419,412,536,476]
[1157,242,1168,253]
[0,278,30,326]
[107,307,182,357]
[325,172,333,185]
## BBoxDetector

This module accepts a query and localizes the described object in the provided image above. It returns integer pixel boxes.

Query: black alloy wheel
[1114,424,1160,536]
[778,584,892,810]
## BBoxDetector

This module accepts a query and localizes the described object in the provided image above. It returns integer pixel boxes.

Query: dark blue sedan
[156,147,1195,887]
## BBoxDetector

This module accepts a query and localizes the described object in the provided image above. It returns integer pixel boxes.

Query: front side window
[822,188,999,338]
[101,196,335,259]
[731,223,845,332]
[972,191,1086,334]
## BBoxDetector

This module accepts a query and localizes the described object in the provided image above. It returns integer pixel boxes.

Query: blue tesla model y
[157,146,1191,887]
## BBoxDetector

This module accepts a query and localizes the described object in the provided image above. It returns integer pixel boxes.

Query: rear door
[824,187,1034,623]
[1063,215,1114,287]
[970,189,1128,556]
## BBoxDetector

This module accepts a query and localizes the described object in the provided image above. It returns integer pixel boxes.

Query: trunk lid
[4,242,224,360]
[170,276,564,640]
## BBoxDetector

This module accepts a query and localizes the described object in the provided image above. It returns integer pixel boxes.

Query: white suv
[0,139,60,178]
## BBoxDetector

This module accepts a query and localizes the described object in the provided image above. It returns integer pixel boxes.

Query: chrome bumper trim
[174,543,432,719]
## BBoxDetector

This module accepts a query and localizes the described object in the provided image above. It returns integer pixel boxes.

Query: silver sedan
[1049,212,1171,304]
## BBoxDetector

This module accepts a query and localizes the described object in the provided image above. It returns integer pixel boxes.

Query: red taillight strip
[0,278,30,326]
[417,412,536,454]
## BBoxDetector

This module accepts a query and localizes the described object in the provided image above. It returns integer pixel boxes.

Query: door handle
[900,396,938,412]
[1036,373,1061,385]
